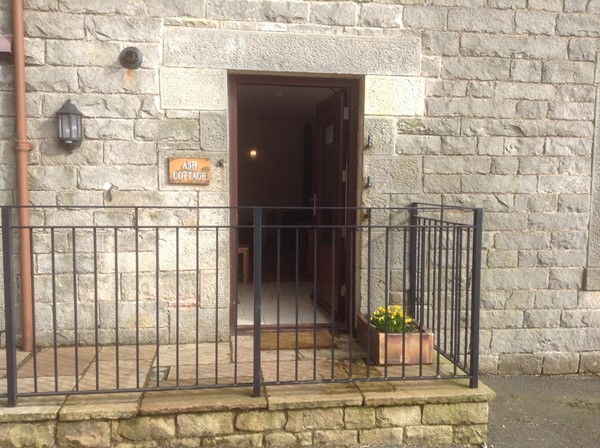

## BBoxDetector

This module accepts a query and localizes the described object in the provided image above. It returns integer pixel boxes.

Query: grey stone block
[403,6,447,30]
[85,16,163,42]
[206,0,309,23]
[510,60,542,82]
[79,68,159,94]
[448,8,514,33]
[363,117,396,155]
[25,67,78,93]
[79,166,158,191]
[528,0,563,11]
[422,31,460,56]
[24,11,85,39]
[423,156,490,174]
[148,0,206,17]
[557,13,600,37]
[580,352,600,372]
[200,112,228,151]
[359,3,404,28]
[395,135,441,155]
[85,118,134,140]
[481,310,523,329]
[462,175,536,194]
[135,119,199,142]
[363,156,422,194]
[59,0,146,14]
[164,28,420,75]
[310,2,357,26]
[523,310,562,328]
[160,68,227,110]
[397,117,461,136]
[442,57,511,81]
[498,354,543,374]
[515,11,557,35]
[542,61,596,83]
[542,352,580,374]
[482,268,549,289]
[427,98,516,119]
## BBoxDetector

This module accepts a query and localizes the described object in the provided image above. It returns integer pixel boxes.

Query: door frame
[228,74,361,332]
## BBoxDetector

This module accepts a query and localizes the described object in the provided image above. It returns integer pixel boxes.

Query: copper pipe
[12,0,34,352]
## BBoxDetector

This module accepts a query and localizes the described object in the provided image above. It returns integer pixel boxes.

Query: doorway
[229,75,359,331]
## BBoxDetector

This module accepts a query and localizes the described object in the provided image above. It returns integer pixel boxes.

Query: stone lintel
[164,28,420,76]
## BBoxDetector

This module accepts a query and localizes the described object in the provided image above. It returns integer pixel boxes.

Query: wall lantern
[57,100,83,151]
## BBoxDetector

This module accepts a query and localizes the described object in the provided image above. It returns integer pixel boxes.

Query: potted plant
[356,305,434,365]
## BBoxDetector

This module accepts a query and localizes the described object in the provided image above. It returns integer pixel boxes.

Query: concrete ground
[485,375,600,448]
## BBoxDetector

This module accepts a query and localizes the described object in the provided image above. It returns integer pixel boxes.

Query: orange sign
[168,158,210,185]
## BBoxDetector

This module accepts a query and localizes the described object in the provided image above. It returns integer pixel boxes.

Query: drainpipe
[12,0,34,352]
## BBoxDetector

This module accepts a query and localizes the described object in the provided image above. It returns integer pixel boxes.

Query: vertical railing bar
[175,227,180,387]
[155,227,160,388]
[50,228,58,392]
[276,227,281,383]
[409,204,418,320]
[330,228,336,379]
[206,226,211,386]
[294,228,299,383]
[252,208,262,397]
[454,227,464,376]
[93,228,99,390]
[423,219,433,327]
[447,226,456,357]
[311,228,317,382]
[213,228,220,383]
[443,224,450,363]
[134,208,140,389]
[464,227,472,368]
[418,218,426,379]
[114,228,119,390]
[29,227,38,393]
[383,226,389,378]
[72,227,79,391]
[450,225,457,364]
[347,226,354,380]
[470,209,483,389]
[2,207,18,406]
[196,225,201,386]
[366,209,372,378]
[435,222,444,375]
[402,224,407,379]
[312,226,318,379]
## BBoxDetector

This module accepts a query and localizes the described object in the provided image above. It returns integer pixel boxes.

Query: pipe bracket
[14,140,33,152]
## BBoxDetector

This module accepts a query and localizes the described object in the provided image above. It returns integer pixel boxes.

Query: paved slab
[485,375,600,448]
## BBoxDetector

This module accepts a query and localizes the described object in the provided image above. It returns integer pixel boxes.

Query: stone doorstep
[0,380,495,448]
[0,378,495,422]
[0,380,495,447]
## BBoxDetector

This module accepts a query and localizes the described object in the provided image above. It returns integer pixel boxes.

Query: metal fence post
[408,203,419,318]
[470,208,483,389]
[2,207,17,406]
[252,208,262,397]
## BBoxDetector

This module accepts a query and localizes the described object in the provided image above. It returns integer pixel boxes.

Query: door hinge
[342,169,347,183]
[343,106,349,120]
[340,284,346,297]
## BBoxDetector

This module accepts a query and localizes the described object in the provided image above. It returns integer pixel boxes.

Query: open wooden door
[313,90,349,321]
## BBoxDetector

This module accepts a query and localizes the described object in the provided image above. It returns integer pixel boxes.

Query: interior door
[313,90,348,321]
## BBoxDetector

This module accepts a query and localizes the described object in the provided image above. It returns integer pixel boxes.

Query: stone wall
[0,1,599,373]
[0,392,493,448]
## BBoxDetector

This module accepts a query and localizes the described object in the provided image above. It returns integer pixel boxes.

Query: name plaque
[168,158,211,185]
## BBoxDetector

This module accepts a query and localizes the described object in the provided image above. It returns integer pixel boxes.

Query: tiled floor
[236,282,330,326]
[0,335,462,400]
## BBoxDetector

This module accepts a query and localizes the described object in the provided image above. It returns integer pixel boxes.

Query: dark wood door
[313,90,348,321]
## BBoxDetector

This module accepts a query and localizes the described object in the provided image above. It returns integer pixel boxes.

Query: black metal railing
[0,204,482,406]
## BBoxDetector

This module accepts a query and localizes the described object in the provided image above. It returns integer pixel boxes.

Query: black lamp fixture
[57,100,83,151]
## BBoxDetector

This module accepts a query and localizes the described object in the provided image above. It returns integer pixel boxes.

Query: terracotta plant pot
[356,313,434,365]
